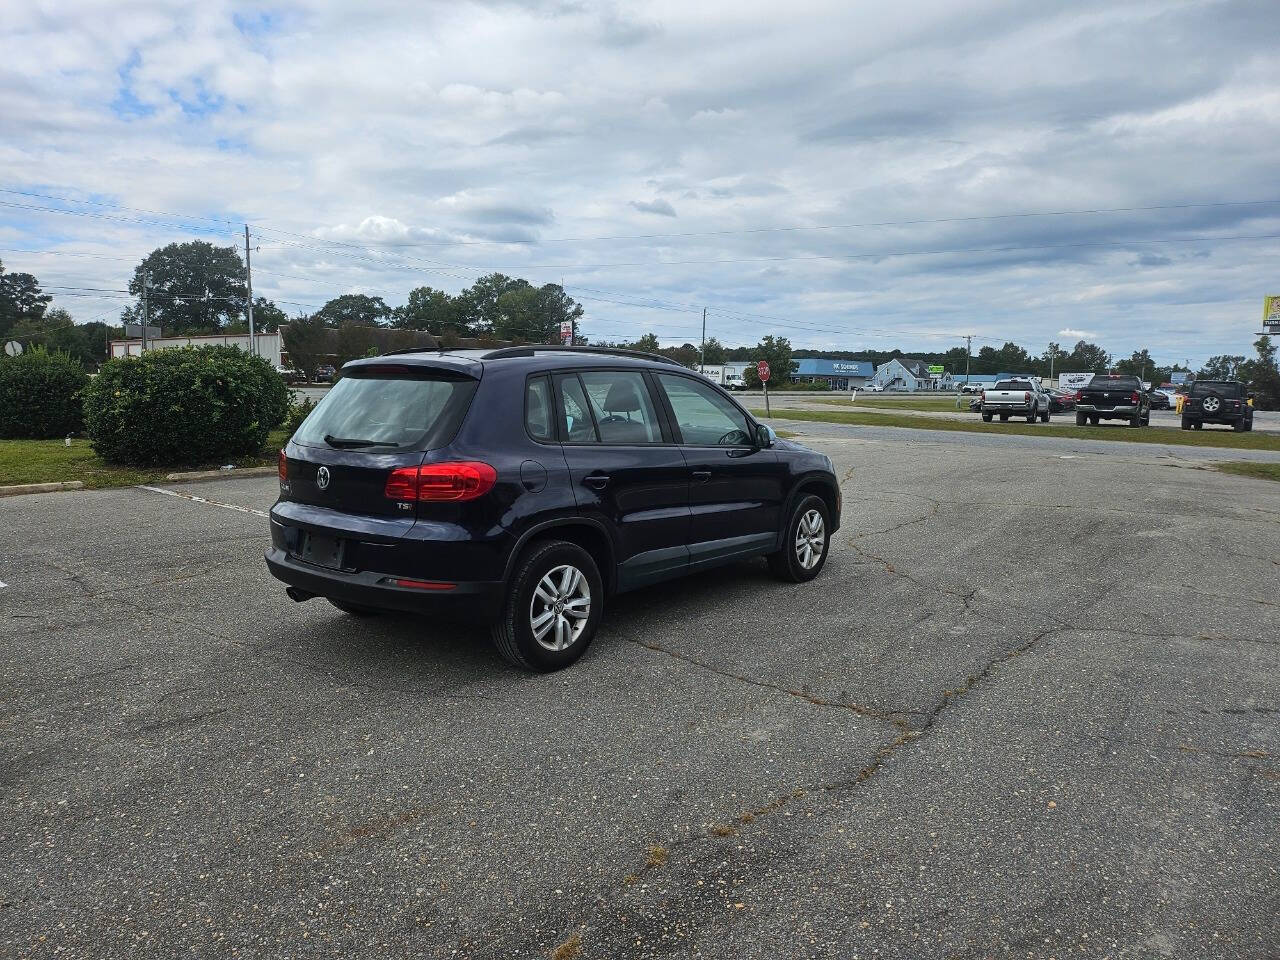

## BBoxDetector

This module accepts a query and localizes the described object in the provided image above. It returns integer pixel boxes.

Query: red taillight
[979,390,985,401]
[278,450,287,483]
[1130,391,1140,404]
[388,578,456,591]
[1074,390,1083,402]
[385,461,497,502]
[1024,391,1031,404]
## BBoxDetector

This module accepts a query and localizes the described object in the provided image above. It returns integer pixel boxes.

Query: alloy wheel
[529,564,591,652]
[795,509,826,570]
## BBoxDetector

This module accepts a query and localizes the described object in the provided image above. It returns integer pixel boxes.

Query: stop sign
[757,360,771,382]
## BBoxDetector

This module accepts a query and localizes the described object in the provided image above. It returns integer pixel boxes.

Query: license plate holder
[294,531,345,569]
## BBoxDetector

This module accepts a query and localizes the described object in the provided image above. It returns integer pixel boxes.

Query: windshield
[293,373,477,450]
[1190,381,1242,397]
[1088,377,1141,390]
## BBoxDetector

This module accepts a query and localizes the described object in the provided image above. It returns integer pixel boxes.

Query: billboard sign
[1058,372,1095,392]
[124,323,161,340]
[559,321,574,345]
[1170,371,1191,386]
[1263,295,1280,333]
[927,364,944,374]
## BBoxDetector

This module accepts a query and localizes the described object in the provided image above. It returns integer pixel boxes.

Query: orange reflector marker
[387,578,456,591]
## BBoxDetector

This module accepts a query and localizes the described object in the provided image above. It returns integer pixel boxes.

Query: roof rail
[381,347,445,357]
[480,345,685,366]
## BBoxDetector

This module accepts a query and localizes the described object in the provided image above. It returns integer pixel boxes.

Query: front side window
[657,374,753,446]
[579,371,663,444]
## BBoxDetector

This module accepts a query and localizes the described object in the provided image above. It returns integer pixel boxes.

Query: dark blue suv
[266,347,841,671]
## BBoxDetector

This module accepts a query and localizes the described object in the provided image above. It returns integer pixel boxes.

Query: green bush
[283,394,316,435]
[84,346,289,465]
[0,348,88,439]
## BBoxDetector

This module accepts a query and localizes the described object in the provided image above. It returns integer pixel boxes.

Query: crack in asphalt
[623,635,921,728]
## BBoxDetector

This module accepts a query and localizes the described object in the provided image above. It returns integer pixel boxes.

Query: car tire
[999,413,1008,422]
[768,494,831,583]
[981,412,992,422]
[1233,418,1247,432]
[328,599,382,616]
[1244,419,1254,432]
[1181,416,1192,430]
[1193,422,1202,430]
[490,540,603,673]
[1026,410,1036,423]
[1040,408,1050,423]
[1089,415,1100,426]
[1076,412,1086,426]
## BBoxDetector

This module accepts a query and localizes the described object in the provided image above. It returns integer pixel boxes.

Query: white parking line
[136,485,270,519]
[0,580,7,589]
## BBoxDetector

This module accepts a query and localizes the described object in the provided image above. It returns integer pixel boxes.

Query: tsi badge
[316,466,331,491]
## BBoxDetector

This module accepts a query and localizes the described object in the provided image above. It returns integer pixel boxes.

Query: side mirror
[756,423,776,448]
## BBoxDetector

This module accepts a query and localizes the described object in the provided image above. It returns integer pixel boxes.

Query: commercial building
[870,359,953,391]
[109,331,285,366]
[790,359,874,390]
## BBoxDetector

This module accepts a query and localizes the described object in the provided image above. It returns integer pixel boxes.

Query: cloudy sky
[3,0,1279,364]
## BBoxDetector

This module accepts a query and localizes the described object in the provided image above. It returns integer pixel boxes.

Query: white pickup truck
[979,378,1051,423]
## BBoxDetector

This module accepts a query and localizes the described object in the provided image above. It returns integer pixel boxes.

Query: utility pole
[699,307,707,370]
[141,270,151,353]
[963,334,973,386]
[244,225,256,356]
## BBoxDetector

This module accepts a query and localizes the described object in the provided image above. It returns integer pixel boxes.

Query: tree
[457,273,525,334]
[631,333,661,353]
[1114,349,1155,382]
[314,294,391,328]
[0,260,51,340]
[1199,355,1246,380]
[125,241,247,334]
[280,313,329,380]
[1063,340,1110,373]
[251,298,288,333]
[743,335,795,388]
[1240,336,1280,409]
[493,283,540,341]
[701,337,726,364]
[393,286,462,332]
[659,343,699,368]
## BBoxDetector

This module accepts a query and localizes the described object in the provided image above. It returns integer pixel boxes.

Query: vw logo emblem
[316,466,331,491]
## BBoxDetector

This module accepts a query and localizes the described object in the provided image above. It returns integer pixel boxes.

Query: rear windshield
[293,372,477,450]
[1088,377,1140,390]
[1190,381,1241,397]
[994,380,1034,390]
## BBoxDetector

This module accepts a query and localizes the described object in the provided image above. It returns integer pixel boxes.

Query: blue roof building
[791,358,874,389]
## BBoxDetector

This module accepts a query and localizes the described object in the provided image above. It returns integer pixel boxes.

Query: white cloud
[2,0,1279,361]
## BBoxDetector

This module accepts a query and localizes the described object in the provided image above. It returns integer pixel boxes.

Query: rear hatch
[280,361,480,527]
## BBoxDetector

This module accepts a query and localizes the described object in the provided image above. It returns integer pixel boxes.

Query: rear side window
[1090,377,1141,390]
[292,373,476,450]
[525,377,554,441]
[995,380,1034,390]
[579,371,663,444]
[657,374,753,446]
[555,375,598,442]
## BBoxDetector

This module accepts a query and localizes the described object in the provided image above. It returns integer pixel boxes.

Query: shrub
[0,348,88,439]
[283,394,317,435]
[84,346,289,465]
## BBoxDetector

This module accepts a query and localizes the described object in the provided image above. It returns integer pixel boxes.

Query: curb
[0,481,86,498]
[164,466,278,483]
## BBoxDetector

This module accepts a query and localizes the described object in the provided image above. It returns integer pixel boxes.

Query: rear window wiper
[323,434,401,449]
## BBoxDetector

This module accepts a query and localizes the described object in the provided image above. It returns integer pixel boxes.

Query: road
[2,423,1277,958]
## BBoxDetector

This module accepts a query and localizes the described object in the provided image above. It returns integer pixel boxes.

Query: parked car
[1180,379,1254,432]
[1045,388,1075,413]
[274,365,304,384]
[958,382,984,394]
[266,346,842,672]
[315,363,337,383]
[863,383,884,392]
[1149,390,1172,410]
[979,378,1051,423]
[1073,375,1151,427]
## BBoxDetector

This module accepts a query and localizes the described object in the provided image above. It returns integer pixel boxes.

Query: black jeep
[1180,380,1254,432]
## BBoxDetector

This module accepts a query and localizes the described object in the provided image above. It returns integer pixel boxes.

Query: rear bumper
[265,547,504,621]
[1077,403,1138,418]
[983,404,1034,414]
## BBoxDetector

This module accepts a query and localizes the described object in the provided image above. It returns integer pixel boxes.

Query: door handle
[583,473,611,490]
[691,469,712,482]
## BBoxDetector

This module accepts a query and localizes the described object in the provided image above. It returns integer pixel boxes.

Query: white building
[110,331,284,367]
[871,358,953,391]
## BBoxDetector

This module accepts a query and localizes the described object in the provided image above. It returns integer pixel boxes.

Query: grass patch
[645,845,668,868]
[751,408,1280,451]
[0,429,290,490]
[1216,461,1280,482]
[812,395,963,412]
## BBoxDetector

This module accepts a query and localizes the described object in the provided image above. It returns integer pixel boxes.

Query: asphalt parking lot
[2,423,1278,958]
